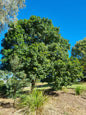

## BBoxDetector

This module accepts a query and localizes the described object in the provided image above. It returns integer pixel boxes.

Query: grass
[62,86,69,93]
[16,89,48,114]
[35,82,53,90]
[22,82,86,97]
[67,82,86,95]
[36,82,86,93]
[67,82,86,90]
[23,82,53,92]
[75,86,82,95]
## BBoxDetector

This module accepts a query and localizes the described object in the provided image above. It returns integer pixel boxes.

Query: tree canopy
[1,15,83,90]
[0,0,25,32]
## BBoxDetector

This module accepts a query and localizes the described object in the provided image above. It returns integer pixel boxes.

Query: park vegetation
[0,15,85,113]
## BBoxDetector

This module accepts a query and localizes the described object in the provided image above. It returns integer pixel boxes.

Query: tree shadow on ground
[0,102,14,108]
[36,83,53,88]
[44,89,59,97]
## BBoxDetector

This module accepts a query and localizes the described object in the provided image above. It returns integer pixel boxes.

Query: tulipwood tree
[1,15,83,90]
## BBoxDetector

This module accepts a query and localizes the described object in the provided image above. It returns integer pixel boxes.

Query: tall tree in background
[72,37,86,78]
[0,0,25,32]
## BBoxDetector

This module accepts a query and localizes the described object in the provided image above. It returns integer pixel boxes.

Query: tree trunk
[31,80,36,91]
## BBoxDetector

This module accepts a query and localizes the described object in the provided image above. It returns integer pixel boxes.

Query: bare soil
[0,89,86,115]
[42,89,86,115]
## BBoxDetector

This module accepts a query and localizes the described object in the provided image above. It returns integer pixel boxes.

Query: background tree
[43,43,83,90]
[72,37,86,78]
[0,0,25,32]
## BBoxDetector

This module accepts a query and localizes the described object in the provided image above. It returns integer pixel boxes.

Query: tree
[45,43,83,90]
[0,0,25,32]
[1,16,83,90]
[72,37,86,77]
[53,57,83,89]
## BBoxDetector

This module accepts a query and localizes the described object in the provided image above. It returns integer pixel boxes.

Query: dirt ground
[42,90,86,115]
[0,89,86,115]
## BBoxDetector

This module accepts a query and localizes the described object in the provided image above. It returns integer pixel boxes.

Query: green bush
[5,77,21,98]
[4,77,28,98]
[17,89,48,113]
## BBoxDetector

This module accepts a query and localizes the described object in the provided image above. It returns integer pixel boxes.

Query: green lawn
[23,82,53,92]
[67,82,86,90]
[23,82,86,92]
[35,82,53,90]
[36,82,86,91]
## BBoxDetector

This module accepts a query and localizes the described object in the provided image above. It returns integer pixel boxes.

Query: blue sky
[0,0,86,58]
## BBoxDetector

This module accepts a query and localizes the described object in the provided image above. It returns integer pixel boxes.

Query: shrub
[4,77,28,98]
[5,77,22,98]
[17,89,48,113]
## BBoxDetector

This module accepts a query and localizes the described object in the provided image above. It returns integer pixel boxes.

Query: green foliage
[0,70,28,98]
[0,80,4,86]
[72,37,86,77]
[4,77,27,98]
[51,57,83,90]
[1,15,83,91]
[1,16,68,90]
[5,77,20,98]
[17,90,47,112]
[7,78,28,98]
[75,86,82,95]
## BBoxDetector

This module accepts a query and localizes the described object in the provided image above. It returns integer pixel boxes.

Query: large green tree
[0,0,25,32]
[1,16,83,90]
[72,37,86,77]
